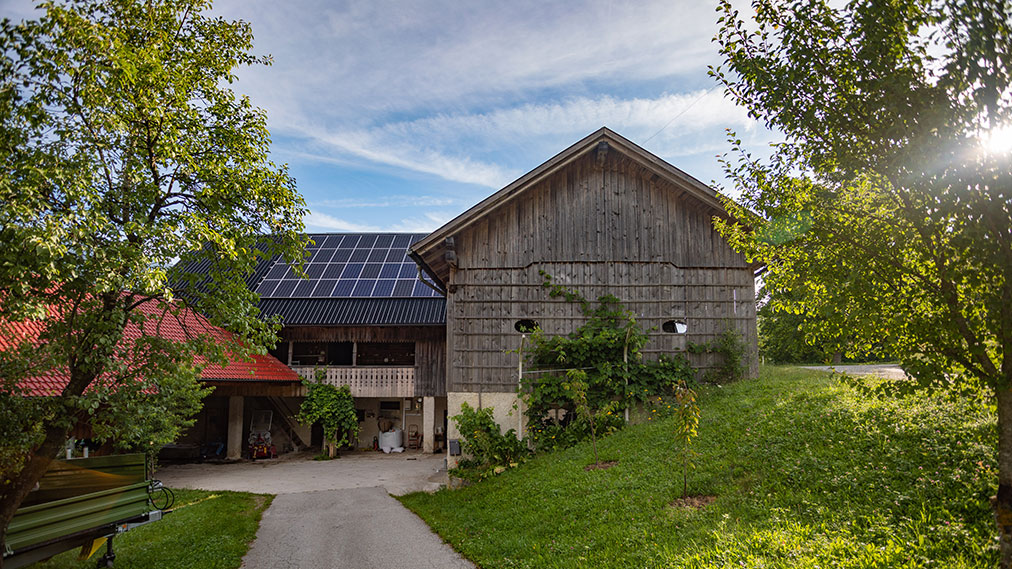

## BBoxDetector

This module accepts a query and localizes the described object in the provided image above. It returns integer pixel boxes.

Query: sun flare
[982,124,1012,155]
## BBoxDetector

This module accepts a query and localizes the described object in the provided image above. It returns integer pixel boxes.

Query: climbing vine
[688,325,747,383]
[520,272,695,451]
[298,372,359,457]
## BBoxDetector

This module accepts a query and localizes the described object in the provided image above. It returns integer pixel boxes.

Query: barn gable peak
[409,127,735,288]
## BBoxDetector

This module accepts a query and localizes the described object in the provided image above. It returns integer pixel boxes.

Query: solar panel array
[255,233,441,299]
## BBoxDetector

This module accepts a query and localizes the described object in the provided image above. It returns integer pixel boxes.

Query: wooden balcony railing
[290,366,415,398]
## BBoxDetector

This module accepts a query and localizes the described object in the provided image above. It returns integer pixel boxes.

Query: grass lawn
[400,366,997,568]
[36,488,271,569]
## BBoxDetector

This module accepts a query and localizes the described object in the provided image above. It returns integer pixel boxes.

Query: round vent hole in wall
[662,320,687,334]
[515,319,539,333]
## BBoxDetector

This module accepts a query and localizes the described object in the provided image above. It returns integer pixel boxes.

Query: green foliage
[757,286,830,364]
[36,488,271,569]
[298,375,358,454]
[758,287,891,365]
[400,367,997,568]
[0,0,305,525]
[688,325,747,383]
[522,272,695,452]
[449,402,528,482]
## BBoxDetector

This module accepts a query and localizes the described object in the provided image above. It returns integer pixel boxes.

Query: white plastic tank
[378,428,402,450]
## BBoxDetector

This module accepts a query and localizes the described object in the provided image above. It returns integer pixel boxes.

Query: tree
[757,296,827,364]
[756,286,855,364]
[0,0,306,551]
[671,382,699,499]
[563,371,620,468]
[711,0,1011,563]
[298,379,358,458]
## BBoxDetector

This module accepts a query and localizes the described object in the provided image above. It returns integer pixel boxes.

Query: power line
[642,86,720,144]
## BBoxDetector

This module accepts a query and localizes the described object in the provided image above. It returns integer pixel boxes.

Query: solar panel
[255,233,441,299]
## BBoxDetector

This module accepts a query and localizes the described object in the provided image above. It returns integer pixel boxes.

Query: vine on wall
[520,272,696,452]
[688,325,747,383]
[298,371,359,458]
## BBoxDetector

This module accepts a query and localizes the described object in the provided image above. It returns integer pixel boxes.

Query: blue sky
[2,0,779,232]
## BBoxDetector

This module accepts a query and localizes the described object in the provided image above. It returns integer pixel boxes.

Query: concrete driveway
[157,451,474,569]
[157,449,447,496]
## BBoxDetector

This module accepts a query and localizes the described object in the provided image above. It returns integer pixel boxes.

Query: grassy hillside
[400,367,997,568]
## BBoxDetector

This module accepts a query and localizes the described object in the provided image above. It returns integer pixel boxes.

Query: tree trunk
[683,455,688,499]
[996,388,1012,569]
[0,424,72,566]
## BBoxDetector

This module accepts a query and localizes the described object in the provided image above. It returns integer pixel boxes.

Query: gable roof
[3,299,299,397]
[408,127,732,288]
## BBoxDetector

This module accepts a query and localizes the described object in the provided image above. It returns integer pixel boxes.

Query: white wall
[444,391,523,468]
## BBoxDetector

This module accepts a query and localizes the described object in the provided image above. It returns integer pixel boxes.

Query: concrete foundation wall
[445,391,524,468]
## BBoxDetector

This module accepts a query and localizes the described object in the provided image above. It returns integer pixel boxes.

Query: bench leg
[97,535,115,568]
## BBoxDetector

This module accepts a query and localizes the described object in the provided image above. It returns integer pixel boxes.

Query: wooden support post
[226,395,244,460]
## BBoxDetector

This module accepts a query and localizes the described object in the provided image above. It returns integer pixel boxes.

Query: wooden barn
[168,127,757,463]
[410,127,759,450]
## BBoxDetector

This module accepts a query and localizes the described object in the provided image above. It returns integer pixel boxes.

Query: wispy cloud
[288,91,756,187]
[292,126,519,187]
[0,0,777,234]
[387,211,458,233]
[303,212,381,232]
[305,210,457,233]
[313,196,462,208]
[216,0,721,124]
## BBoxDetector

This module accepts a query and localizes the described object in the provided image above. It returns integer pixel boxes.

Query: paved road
[241,487,474,569]
[158,452,474,569]
[800,363,907,380]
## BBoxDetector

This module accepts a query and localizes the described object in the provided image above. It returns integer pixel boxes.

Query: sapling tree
[564,371,621,468]
[671,383,700,499]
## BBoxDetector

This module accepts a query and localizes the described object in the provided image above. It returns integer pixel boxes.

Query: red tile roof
[2,299,299,397]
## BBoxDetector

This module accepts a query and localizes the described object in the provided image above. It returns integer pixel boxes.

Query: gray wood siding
[280,326,446,397]
[445,151,757,393]
[453,153,749,270]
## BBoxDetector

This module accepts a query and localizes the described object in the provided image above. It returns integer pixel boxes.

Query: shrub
[450,402,528,481]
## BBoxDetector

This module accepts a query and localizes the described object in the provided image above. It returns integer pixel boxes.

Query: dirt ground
[155,449,448,496]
